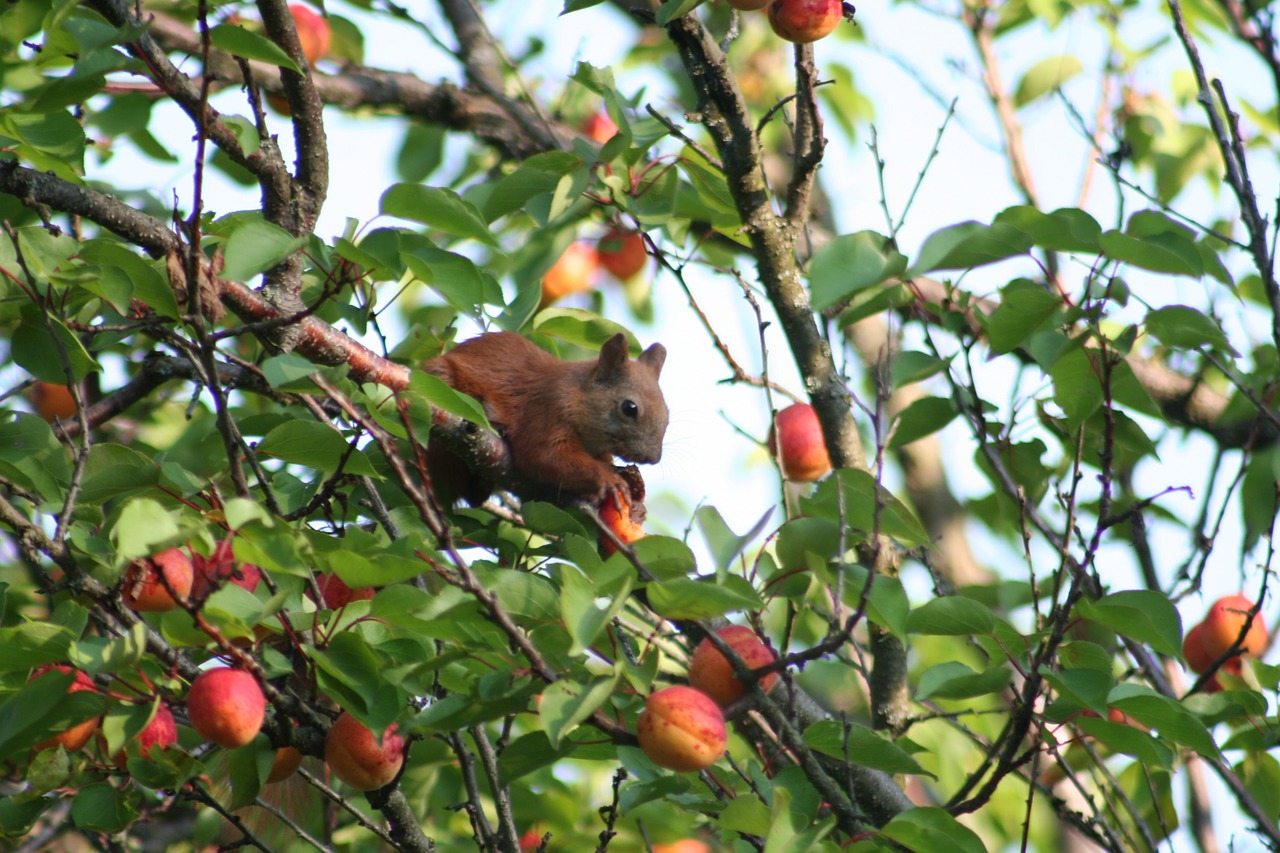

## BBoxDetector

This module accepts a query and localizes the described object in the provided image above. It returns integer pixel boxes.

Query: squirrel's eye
[621,399,639,419]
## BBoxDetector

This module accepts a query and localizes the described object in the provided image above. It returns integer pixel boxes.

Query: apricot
[581,111,618,144]
[598,488,646,556]
[767,0,843,43]
[654,842,713,853]
[31,665,100,753]
[1200,595,1269,667]
[288,4,330,65]
[28,381,78,422]
[121,548,195,612]
[635,685,727,772]
[187,668,266,749]
[688,625,778,708]
[596,228,647,281]
[191,540,262,598]
[312,573,376,608]
[266,745,304,783]
[768,402,832,482]
[540,242,597,307]
[324,711,405,791]
[113,702,177,768]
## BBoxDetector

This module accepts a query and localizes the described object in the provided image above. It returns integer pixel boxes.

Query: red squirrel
[424,331,668,505]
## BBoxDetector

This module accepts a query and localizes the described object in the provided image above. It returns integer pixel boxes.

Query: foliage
[1,0,1279,851]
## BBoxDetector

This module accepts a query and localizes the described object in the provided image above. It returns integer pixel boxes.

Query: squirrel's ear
[595,333,630,381]
[638,343,666,376]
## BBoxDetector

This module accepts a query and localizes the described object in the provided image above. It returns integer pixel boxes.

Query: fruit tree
[1,0,1279,851]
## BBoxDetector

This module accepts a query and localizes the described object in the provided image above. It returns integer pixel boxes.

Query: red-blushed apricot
[121,548,195,612]
[288,4,330,64]
[324,711,405,791]
[654,841,713,853]
[597,229,648,281]
[518,826,546,851]
[635,685,727,772]
[113,702,177,769]
[28,381,78,422]
[266,746,304,783]
[191,540,262,598]
[598,487,646,556]
[186,668,266,749]
[311,573,376,608]
[581,111,618,143]
[767,402,832,482]
[1183,622,1213,673]
[688,625,778,708]
[540,242,597,308]
[31,665,100,753]
[766,0,843,43]
[1200,594,1269,670]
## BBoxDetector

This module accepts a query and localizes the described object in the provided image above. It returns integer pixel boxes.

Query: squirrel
[423,331,668,506]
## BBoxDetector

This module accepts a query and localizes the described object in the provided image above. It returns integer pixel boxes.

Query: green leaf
[111,497,181,562]
[908,221,1032,275]
[254,421,378,475]
[380,183,499,247]
[541,673,620,748]
[889,396,958,449]
[645,576,764,620]
[1099,230,1202,277]
[984,279,1061,354]
[1014,55,1083,107]
[12,314,99,382]
[260,353,320,389]
[410,371,493,431]
[220,220,307,282]
[695,506,773,576]
[1145,305,1238,355]
[70,782,138,833]
[906,597,996,636]
[679,145,739,217]
[1042,667,1113,713]
[559,563,632,656]
[1049,347,1104,429]
[993,206,1101,253]
[891,351,952,389]
[209,23,300,71]
[1076,590,1182,658]
[0,415,70,501]
[482,156,582,222]
[917,661,1011,700]
[802,469,931,549]
[880,806,989,853]
[308,633,404,733]
[69,623,147,675]
[803,720,935,778]
[808,231,907,310]
[1076,714,1174,768]
[1109,685,1222,760]
[656,0,708,26]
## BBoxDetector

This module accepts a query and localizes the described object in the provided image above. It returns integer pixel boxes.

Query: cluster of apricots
[30,543,399,791]
[1183,594,1269,690]
[726,0,846,44]
[540,227,650,308]
[635,625,779,772]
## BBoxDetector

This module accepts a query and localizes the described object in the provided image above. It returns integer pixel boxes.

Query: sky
[68,0,1280,848]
